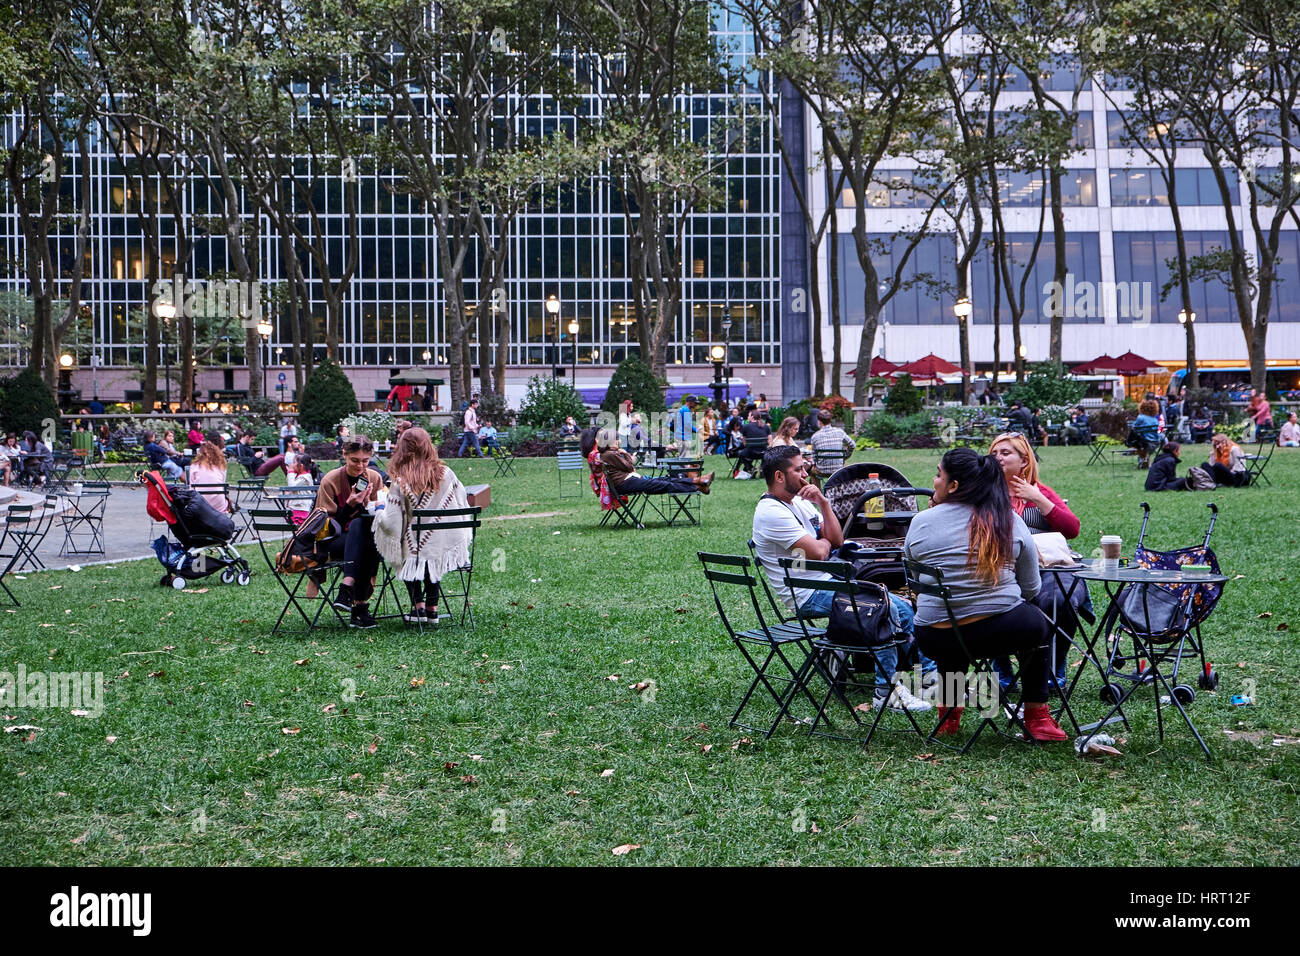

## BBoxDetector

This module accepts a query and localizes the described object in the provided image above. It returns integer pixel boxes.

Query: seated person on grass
[751,445,935,712]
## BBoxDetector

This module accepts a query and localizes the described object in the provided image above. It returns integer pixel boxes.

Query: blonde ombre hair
[389,427,444,496]
[989,432,1039,486]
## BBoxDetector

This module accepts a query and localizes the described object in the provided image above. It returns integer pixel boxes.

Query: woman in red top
[989,432,1086,689]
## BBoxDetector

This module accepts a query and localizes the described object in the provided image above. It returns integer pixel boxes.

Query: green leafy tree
[297,360,358,435]
[600,357,667,414]
[0,366,60,436]
[517,376,587,429]
[1002,361,1086,409]
[885,373,924,416]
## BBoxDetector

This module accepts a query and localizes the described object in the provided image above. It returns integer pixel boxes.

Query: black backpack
[275,508,337,573]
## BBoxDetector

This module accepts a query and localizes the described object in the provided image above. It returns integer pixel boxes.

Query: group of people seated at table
[0,431,54,487]
[746,433,1079,741]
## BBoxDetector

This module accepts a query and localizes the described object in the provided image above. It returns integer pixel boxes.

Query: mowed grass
[2,447,1298,866]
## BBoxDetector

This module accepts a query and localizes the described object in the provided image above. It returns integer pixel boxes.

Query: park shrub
[245,397,279,425]
[858,410,938,448]
[342,411,399,444]
[518,376,586,429]
[1002,362,1086,409]
[601,357,666,414]
[885,374,924,416]
[253,426,280,447]
[0,367,60,437]
[136,417,185,439]
[1093,402,1133,440]
[478,392,515,427]
[298,360,358,435]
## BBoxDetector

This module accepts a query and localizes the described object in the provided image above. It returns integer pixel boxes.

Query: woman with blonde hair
[987,430,1085,690]
[188,440,231,514]
[377,427,471,625]
[1204,433,1247,487]
[768,416,800,448]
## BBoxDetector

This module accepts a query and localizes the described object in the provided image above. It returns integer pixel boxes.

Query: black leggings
[327,518,380,602]
[1205,462,1246,487]
[614,475,697,495]
[404,575,442,608]
[914,602,1052,705]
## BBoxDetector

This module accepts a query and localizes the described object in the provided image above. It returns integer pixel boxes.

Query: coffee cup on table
[72,482,83,496]
[1100,535,1122,570]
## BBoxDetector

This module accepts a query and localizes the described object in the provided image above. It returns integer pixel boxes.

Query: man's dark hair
[143,430,156,442]
[817,408,833,424]
[762,444,801,485]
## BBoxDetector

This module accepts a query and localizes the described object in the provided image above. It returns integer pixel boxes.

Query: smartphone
[355,477,369,494]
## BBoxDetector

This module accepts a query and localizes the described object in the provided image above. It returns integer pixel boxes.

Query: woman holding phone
[315,435,385,628]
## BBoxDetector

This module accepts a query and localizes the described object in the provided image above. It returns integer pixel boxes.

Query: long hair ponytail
[942,448,1014,584]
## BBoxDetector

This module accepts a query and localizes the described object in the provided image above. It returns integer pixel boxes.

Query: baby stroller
[141,470,251,590]
[823,463,934,592]
[1099,501,1222,700]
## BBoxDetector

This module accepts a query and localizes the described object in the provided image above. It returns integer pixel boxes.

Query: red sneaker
[1023,703,1068,742]
[934,706,964,737]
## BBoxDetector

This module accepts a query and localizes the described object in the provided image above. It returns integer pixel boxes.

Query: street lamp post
[1178,307,1197,388]
[709,344,726,409]
[257,319,273,399]
[568,319,579,381]
[953,296,973,404]
[154,299,176,410]
[58,352,75,411]
[545,294,560,377]
[721,309,733,407]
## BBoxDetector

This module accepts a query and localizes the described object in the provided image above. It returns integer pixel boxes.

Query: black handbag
[825,580,901,649]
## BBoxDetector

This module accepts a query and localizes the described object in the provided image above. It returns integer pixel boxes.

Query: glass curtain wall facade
[0,6,782,379]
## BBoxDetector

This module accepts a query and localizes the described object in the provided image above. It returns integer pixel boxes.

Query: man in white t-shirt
[751,445,932,711]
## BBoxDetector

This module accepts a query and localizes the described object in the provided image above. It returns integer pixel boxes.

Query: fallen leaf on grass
[611,844,641,856]
[251,648,267,655]
[322,703,336,713]
[105,736,117,744]
[70,709,91,717]
[4,725,41,733]
[293,658,310,666]
[48,585,63,590]
[599,768,615,777]
[698,723,709,731]
[460,775,478,785]
[281,727,300,735]
[629,681,652,693]
[1277,623,1290,631]
[809,823,821,834]
[732,737,755,750]
[444,762,459,771]
[367,739,379,755]
[148,671,164,678]
[38,623,55,628]
[700,744,713,753]
[853,702,873,712]
[500,664,512,671]
[70,830,89,844]
[182,588,210,594]
[345,811,359,820]
[242,700,254,708]
[1258,612,1273,619]
[565,789,581,796]
[470,754,483,761]
[606,674,621,681]
[915,753,936,761]
[410,677,426,688]
[674,608,688,614]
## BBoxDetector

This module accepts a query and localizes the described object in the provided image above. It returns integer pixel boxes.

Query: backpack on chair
[275,508,337,573]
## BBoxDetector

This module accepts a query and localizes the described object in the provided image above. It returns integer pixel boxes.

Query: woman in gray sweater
[903,448,1068,742]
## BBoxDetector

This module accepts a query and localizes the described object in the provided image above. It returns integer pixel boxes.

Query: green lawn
[2,447,1298,865]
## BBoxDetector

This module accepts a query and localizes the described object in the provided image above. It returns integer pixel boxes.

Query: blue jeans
[158,459,183,481]
[798,589,934,693]
[458,431,482,457]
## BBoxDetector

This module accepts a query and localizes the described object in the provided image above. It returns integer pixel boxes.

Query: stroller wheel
[237,570,251,586]
[1172,685,1196,706]
[221,568,235,585]
[1099,683,1123,705]
[171,576,187,591]
[1198,669,1219,691]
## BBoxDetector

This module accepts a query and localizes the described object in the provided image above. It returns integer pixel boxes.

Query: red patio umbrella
[847,356,902,378]
[896,353,962,379]
[1070,354,1117,375]
[1107,350,1164,376]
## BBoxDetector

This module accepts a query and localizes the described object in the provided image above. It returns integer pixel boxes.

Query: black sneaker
[403,606,428,625]
[332,584,354,612]
[350,604,379,629]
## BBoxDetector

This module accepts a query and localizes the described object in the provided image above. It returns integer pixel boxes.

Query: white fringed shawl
[376,470,471,582]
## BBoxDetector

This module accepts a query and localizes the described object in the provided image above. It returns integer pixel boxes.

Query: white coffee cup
[72,482,83,496]
[1100,535,1122,570]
